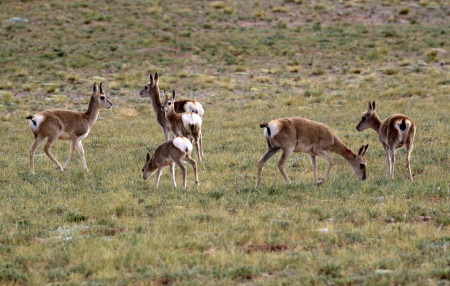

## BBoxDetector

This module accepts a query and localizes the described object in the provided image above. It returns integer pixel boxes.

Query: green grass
[1,0,450,284]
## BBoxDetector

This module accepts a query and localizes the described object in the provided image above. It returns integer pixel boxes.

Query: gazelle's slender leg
[29,135,45,174]
[389,147,396,180]
[382,143,391,179]
[184,155,199,186]
[315,149,333,184]
[277,147,294,184]
[199,131,203,157]
[406,141,414,181]
[155,167,163,188]
[194,136,202,162]
[309,155,317,184]
[43,134,64,172]
[76,140,88,171]
[169,163,177,188]
[63,137,78,171]
[173,159,187,189]
[256,148,279,187]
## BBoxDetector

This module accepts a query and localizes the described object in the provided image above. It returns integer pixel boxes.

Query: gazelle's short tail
[190,123,201,137]
[260,123,271,136]
[26,116,36,126]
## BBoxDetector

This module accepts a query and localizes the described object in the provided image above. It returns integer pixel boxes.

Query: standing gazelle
[139,73,204,141]
[162,90,203,162]
[27,82,112,174]
[356,101,415,180]
[142,136,199,189]
[256,117,369,187]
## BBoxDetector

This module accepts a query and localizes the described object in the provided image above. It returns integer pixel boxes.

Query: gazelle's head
[140,73,159,98]
[93,82,113,109]
[356,101,376,132]
[142,152,157,180]
[161,90,176,113]
[350,144,369,180]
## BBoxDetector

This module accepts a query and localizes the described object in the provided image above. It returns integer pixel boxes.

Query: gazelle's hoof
[195,181,199,185]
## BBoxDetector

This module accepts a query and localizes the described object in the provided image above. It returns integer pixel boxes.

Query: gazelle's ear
[372,101,376,112]
[149,73,153,86]
[367,101,372,112]
[154,73,159,86]
[358,144,369,156]
[99,82,104,94]
[93,82,98,92]
[172,90,176,101]
[146,152,150,162]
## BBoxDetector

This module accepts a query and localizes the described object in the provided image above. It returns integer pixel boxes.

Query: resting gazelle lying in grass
[256,117,369,187]
[161,90,203,162]
[27,82,112,174]
[139,73,204,141]
[142,137,199,189]
[356,101,415,180]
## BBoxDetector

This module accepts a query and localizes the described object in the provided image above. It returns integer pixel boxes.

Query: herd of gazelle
[26,74,416,188]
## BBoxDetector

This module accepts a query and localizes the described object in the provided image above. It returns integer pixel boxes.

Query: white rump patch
[181,113,202,131]
[29,115,44,132]
[264,120,281,138]
[183,102,204,117]
[173,137,193,153]
[395,119,411,133]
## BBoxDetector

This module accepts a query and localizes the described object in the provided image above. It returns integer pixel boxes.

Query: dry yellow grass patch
[253,76,272,83]
[115,107,139,117]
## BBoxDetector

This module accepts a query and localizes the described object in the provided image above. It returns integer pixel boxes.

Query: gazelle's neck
[330,137,356,163]
[165,106,177,121]
[150,89,162,115]
[85,97,100,126]
[371,113,382,134]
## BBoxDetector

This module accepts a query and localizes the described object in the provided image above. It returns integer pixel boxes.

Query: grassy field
[1,0,450,284]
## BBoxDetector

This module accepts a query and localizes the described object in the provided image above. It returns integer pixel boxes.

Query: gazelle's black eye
[361,116,366,121]
[168,102,172,105]
[142,168,144,172]
[100,96,105,100]
[145,86,148,90]
[360,164,365,169]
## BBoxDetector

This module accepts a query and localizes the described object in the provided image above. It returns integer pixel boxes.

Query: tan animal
[161,90,203,162]
[27,82,112,174]
[256,117,369,187]
[139,73,204,141]
[356,101,415,180]
[142,137,199,189]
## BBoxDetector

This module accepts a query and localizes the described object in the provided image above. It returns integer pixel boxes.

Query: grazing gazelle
[27,82,112,174]
[161,90,203,162]
[139,73,204,141]
[356,101,415,180]
[142,136,199,189]
[256,117,369,187]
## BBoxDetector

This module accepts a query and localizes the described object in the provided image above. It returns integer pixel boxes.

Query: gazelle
[139,73,204,141]
[161,90,203,162]
[142,136,199,189]
[256,117,369,187]
[356,101,415,180]
[26,82,112,174]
